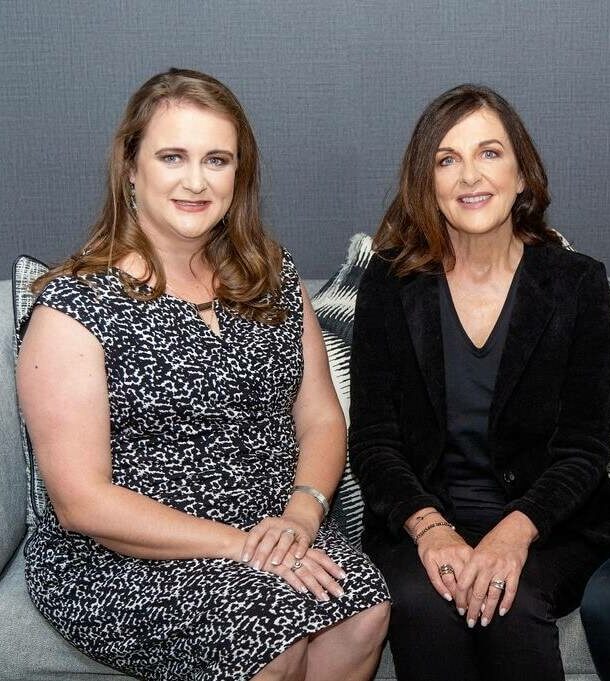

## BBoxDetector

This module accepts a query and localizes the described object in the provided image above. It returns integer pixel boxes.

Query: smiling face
[434,107,525,240]
[130,101,238,252]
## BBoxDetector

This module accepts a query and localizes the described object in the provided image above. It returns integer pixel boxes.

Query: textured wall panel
[1,0,608,278]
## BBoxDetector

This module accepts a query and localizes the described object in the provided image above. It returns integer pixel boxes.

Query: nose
[182,162,208,193]
[459,159,481,186]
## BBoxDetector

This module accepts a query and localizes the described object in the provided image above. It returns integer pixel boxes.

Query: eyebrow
[436,138,505,153]
[155,147,235,158]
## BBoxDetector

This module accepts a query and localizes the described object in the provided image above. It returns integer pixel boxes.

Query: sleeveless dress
[23,250,389,681]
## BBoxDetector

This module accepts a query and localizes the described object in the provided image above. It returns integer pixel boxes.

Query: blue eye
[482,149,499,159]
[439,156,455,166]
[206,156,226,167]
[162,154,181,165]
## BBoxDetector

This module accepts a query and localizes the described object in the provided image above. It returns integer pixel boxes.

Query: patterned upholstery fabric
[12,255,49,528]
[311,233,373,547]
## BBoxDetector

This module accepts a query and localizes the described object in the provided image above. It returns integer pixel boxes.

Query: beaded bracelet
[413,521,455,545]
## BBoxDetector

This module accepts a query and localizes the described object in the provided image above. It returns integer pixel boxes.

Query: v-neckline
[108,266,224,340]
[441,258,523,354]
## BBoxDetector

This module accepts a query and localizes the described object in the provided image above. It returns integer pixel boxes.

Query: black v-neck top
[439,263,522,533]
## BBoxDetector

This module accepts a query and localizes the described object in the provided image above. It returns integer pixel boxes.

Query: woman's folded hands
[409,508,538,627]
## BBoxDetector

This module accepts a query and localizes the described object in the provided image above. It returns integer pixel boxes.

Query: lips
[172,199,211,212]
[458,193,492,204]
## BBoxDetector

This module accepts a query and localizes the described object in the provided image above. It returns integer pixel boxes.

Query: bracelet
[412,509,441,529]
[413,521,455,545]
[292,485,330,518]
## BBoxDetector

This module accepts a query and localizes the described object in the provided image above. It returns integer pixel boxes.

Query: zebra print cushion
[12,255,50,529]
[311,233,373,548]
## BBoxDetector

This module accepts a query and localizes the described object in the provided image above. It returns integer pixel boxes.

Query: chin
[449,217,511,236]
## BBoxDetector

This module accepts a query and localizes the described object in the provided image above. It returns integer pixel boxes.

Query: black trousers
[581,558,610,681]
[365,527,607,681]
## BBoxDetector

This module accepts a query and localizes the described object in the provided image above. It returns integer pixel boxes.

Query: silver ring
[290,560,303,572]
[490,579,506,591]
[438,563,455,576]
[282,528,295,535]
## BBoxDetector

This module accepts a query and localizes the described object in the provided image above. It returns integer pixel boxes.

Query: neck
[447,224,523,280]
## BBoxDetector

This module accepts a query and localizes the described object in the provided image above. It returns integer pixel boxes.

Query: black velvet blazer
[349,243,610,547]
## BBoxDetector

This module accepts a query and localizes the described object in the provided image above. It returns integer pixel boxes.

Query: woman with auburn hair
[349,83,610,681]
[17,68,389,681]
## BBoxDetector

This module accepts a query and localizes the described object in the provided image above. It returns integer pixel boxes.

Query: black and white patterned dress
[23,251,389,681]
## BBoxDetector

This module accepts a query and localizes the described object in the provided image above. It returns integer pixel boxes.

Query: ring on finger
[438,563,455,576]
[282,528,296,536]
[290,559,303,572]
[490,578,506,591]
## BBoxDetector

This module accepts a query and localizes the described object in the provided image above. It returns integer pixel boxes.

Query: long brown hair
[374,84,562,275]
[35,68,285,324]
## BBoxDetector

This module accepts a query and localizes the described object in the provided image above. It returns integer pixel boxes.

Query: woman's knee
[581,560,610,630]
[251,638,308,681]
[344,601,391,649]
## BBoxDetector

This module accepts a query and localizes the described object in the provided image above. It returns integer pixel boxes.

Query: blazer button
[503,470,516,484]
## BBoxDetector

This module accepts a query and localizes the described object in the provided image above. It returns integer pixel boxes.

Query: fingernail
[320,593,330,602]
[336,588,345,598]
[480,602,486,612]
[481,617,489,627]
[467,619,475,628]
[252,561,261,570]
[444,593,452,601]
[300,587,308,593]
[499,608,507,616]
[458,607,465,616]
[242,553,250,562]
[271,559,280,566]
[339,571,347,579]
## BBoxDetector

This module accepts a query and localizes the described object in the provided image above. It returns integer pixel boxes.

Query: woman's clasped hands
[411,508,538,628]
[240,514,346,601]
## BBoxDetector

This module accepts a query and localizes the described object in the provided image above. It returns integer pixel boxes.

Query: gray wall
[1,0,608,279]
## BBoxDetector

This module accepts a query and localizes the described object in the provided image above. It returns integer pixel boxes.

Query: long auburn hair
[374,84,562,275]
[35,68,285,324]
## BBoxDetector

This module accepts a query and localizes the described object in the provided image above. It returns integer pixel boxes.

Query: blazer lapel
[399,273,446,431]
[489,245,556,428]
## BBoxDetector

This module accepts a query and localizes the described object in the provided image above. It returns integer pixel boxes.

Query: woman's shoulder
[527,242,607,284]
[33,271,120,343]
[37,270,118,307]
[360,248,420,291]
[278,246,300,289]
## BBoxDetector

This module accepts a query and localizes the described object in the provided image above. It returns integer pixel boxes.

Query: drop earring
[129,182,137,211]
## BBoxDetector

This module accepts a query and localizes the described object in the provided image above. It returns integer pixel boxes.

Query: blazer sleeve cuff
[387,494,446,538]
[502,498,550,544]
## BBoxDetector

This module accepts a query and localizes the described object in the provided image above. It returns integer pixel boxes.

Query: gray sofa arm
[0,279,27,572]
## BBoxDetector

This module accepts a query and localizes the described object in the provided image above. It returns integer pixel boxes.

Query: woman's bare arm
[241,283,347,570]
[17,305,245,561]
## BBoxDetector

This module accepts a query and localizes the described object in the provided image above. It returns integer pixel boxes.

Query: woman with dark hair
[17,68,389,681]
[349,83,610,681]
